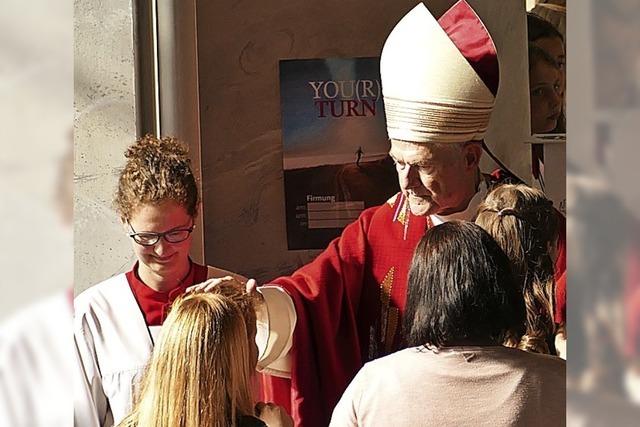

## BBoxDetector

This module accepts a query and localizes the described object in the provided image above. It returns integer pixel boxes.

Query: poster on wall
[279,57,398,250]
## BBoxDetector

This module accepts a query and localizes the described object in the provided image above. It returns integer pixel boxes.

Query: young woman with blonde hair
[475,184,562,355]
[118,284,292,427]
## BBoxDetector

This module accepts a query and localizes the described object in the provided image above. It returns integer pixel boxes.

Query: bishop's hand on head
[186,276,259,297]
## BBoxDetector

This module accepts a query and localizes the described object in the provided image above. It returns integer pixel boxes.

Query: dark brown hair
[404,221,525,348]
[527,12,564,44]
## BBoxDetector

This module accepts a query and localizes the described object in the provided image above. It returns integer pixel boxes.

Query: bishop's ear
[463,142,483,169]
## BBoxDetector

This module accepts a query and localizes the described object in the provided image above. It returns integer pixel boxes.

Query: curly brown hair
[475,184,559,354]
[114,135,199,220]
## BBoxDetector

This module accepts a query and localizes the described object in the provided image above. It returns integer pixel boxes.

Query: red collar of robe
[126,260,208,326]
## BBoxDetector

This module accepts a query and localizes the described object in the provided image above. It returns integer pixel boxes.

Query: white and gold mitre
[380,0,499,144]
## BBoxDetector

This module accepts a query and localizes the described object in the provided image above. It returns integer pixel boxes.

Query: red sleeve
[625,242,640,359]
[261,207,377,427]
[554,211,567,324]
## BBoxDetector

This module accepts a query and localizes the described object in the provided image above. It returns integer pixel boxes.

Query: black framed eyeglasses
[127,222,195,246]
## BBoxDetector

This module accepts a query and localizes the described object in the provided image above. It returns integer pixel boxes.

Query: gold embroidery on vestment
[379,267,398,352]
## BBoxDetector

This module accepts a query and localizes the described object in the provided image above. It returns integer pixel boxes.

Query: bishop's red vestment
[261,188,567,426]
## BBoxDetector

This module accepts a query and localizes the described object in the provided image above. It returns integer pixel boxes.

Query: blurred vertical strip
[567,0,640,424]
[0,0,73,425]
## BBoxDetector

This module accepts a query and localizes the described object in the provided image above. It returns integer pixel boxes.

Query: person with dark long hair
[330,221,565,426]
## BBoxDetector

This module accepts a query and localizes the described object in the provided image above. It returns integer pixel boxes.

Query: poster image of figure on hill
[280,57,398,250]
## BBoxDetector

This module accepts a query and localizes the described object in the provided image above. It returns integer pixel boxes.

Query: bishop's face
[389,139,481,217]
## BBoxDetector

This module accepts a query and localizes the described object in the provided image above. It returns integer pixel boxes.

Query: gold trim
[379,267,399,352]
[396,197,408,226]
[379,267,395,342]
[385,307,399,353]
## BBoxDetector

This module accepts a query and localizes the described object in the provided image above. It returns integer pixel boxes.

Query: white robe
[0,293,74,427]
[74,273,155,427]
[74,266,296,427]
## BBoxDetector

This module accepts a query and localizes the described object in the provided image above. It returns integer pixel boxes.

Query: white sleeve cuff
[255,286,296,378]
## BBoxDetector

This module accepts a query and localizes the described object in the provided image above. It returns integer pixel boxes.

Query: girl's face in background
[530,59,563,134]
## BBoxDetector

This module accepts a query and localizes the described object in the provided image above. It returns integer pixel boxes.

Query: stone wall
[74,0,138,293]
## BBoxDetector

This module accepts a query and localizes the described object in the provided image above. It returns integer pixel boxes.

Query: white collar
[430,180,488,226]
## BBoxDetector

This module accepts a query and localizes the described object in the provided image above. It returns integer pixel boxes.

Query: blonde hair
[475,184,558,354]
[119,284,257,427]
[114,134,199,221]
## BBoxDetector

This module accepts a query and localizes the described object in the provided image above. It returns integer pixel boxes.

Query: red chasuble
[264,193,425,426]
[262,185,567,427]
[555,219,567,324]
[625,240,640,358]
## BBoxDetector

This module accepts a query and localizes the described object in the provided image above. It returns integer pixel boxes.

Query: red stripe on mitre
[438,0,499,96]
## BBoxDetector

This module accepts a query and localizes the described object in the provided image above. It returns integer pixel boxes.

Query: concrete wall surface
[74,0,138,293]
